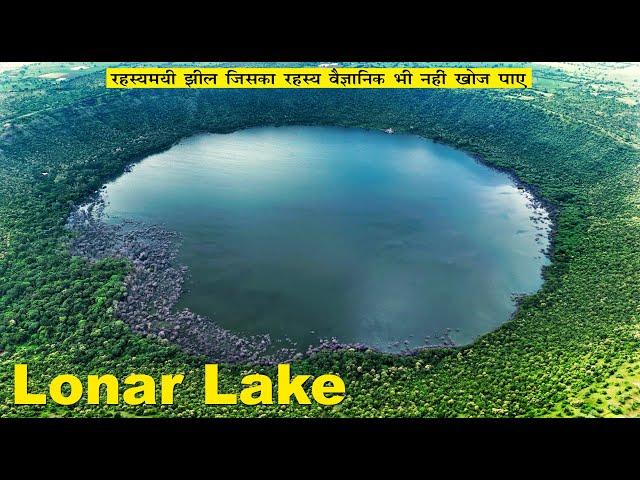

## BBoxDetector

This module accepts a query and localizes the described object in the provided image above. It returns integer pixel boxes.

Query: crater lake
[100,126,551,351]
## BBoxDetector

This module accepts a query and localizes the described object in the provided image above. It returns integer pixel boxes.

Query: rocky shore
[68,198,452,365]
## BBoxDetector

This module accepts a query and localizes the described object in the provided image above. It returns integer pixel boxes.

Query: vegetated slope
[0,82,638,417]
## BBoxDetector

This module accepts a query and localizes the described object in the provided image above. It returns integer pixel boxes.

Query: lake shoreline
[66,124,554,364]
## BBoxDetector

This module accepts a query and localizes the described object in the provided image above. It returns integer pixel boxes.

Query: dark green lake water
[102,126,551,350]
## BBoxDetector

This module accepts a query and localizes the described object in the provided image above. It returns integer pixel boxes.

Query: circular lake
[101,126,551,350]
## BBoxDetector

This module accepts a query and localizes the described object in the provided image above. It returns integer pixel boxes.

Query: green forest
[0,62,639,417]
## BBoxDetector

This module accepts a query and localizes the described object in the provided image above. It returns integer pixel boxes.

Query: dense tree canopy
[0,63,639,417]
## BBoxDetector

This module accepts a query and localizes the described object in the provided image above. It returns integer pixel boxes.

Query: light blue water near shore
[101,126,551,350]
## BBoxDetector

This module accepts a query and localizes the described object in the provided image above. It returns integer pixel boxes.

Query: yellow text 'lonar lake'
[106,67,532,89]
